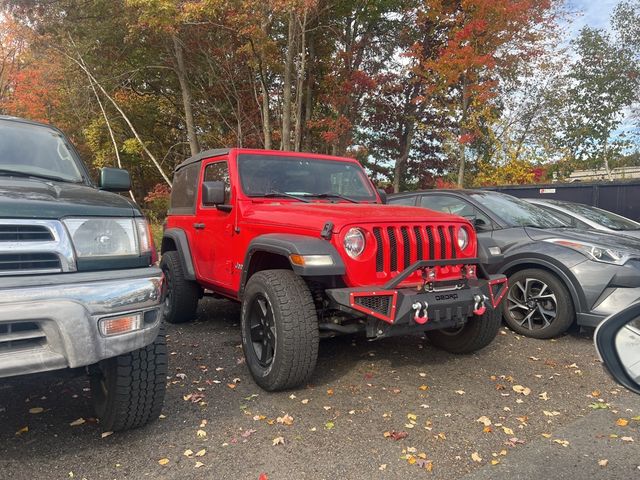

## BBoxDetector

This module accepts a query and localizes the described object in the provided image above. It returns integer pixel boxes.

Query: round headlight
[344,228,366,258]
[457,226,469,250]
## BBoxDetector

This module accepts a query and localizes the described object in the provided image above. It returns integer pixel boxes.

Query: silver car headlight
[544,238,633,265]
[457,226,469,250]
[63,218,139,258]
[344,227,366,259]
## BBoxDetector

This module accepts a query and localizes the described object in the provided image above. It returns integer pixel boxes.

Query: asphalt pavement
[1,298,639,479]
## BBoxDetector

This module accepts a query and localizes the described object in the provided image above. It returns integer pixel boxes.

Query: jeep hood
[0,177,139,218]
[242,201,468,233]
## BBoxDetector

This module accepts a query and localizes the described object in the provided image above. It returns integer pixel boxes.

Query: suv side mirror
[99,167,131,192]
[595,302,640,395]
[202,181,226,206]
[377,188,387,204]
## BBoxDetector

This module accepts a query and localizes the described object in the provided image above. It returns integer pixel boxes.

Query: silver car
[526,198,640,240]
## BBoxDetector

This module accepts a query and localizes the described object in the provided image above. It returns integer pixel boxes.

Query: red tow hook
[413,301,429,324]
[473,294,488,316]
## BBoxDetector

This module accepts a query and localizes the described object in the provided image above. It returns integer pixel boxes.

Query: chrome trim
[0,219,76,274]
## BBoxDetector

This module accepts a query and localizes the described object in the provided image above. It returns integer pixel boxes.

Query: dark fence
[487,181,640,222]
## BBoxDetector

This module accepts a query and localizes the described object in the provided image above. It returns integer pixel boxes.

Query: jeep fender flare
[499,255,585,314]
[240,234,345,296]
[161,228,196,281]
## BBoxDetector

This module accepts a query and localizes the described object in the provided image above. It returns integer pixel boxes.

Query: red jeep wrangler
[161,148,507,391]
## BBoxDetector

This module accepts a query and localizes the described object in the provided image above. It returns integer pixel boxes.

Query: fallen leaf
[591,390,601,397]
[455,390,465,395]
[621,436,634,443]
[301,399,310,404]
[158,458,170,466]
[529,356,540,361]
[616,418,629,427]
[227,384,237,389]
[407,413,417,421]
[196,430,207,438]
[277,414,294,426]
[289,394,296,400]
[502,426,514,436]
[194,462,205,469]
[477,416,492,427]
[483,426,493,433]
[195,449,206,457]
[418,385,429,391]
[327,389,334,396]
[378,464,387,471]
[241,429,256,438]
[541,433,552,438]
[29,407,44,414]
[598,459,609,467]
[184,449,194,458]
[272,436,285,446]
[543,410,561,417]
[101,431,113,439]
[491,459,500,465]
[553,439,570,447]
[325,421,335,430]
[512,385,531,396]
[15,426,28,435]
[539,392,550,401]
[471,452,482,463]
[69,418,85,427]
[384,430,408,441]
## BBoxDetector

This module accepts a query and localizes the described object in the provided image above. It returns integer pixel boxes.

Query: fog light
[99,313,142,336]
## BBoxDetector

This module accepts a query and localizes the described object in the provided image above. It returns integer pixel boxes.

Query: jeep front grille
[0,225,54,242]
[0,321,47,352]
[372,224,458,273]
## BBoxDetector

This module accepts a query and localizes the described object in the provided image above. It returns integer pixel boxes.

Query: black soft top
[174,148,230,171]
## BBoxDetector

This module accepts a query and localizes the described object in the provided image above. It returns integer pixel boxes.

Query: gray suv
[0,116,166,431]
[390,189,640,339]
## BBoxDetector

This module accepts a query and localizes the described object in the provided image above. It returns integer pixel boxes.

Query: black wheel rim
[506,278,557,331]
[248,294,276,367]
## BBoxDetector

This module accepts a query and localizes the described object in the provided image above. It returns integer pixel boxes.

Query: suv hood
[527,227,640,252]
[0,177,139,218]
[243,201,467,232]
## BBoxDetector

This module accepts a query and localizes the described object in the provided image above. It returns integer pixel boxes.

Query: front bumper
[326,260,507,337]
[0,267,164,379]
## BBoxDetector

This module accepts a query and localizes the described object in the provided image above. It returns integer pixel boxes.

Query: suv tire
[426,308,501,354]
[502,268,574,339]
[241,270,319,391]
[89,326,168,431]
[160,250,200,324]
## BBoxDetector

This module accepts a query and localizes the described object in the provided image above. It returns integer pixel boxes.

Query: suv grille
[372,224,458,273]
[0,322,46,352]
[0,225,54,242]
[0,253,61,273]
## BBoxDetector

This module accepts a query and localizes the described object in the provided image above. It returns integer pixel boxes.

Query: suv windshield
[554,201,640,231]
[238,154,377,202]
[0,120,84,183]
[470,192,568,228]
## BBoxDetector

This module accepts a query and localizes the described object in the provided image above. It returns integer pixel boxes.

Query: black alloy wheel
[248,294,277,367]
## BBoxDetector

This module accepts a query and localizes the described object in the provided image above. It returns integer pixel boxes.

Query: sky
[563,0,620,39]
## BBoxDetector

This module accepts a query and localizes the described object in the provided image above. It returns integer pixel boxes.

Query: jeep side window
[170,162,200,214]
[203,161,231,204]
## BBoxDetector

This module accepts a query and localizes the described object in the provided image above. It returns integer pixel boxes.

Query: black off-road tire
[241,270,319,391]
[426,307,501,354]
[502,268,574,339]
[160,250,199,324]
[90,327,168,432]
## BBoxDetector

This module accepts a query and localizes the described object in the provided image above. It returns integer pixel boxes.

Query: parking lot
[1,298,638,480]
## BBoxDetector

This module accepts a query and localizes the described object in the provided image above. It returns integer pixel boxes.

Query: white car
[526,198,640,240]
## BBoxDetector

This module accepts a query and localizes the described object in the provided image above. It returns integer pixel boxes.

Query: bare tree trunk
[294,10,308,152]
[281,11,296,151]
[172,35,200,157]
[303,31,315,152]
[393,121,414,193]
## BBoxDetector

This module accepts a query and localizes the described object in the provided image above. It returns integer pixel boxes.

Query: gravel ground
[0,298,638,479]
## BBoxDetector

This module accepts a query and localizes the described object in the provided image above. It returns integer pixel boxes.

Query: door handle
[193,223,205,230]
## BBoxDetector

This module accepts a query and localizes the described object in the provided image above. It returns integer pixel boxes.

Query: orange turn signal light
[99,313,142,336]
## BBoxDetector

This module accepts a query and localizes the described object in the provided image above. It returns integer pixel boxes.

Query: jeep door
[193,158,235,289]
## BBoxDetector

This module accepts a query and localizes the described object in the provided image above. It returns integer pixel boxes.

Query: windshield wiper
[303,192,359,203]
[0,168,76,183]
[260,191,311,203]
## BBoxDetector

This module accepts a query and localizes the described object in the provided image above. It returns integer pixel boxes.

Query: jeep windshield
[469,191,568,229]
[238,154,377,202]
[0,120,85,183]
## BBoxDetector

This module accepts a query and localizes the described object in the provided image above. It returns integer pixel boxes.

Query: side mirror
[202,181,226,206]
[377,188,387,204]
[594,302,640,395]
[474,217,490,231]
[99,167,131,192]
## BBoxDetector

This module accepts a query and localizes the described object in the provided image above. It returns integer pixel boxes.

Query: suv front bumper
[326,260,507,338]
[0,267,164,379]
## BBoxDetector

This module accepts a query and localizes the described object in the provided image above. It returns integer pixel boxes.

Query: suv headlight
[344,227,366,259]
[544,238,633,265]
[457,226,469,250]
[63,217,151,258]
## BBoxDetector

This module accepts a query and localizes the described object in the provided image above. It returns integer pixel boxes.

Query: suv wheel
[160,250,200,324]
[89,327,167,431]
[241,270,319,391]
[503,268,574,339]
[426,307,501,353]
